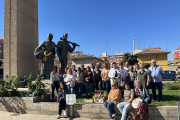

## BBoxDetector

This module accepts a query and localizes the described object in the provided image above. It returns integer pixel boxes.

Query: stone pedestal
[4,0,38,79]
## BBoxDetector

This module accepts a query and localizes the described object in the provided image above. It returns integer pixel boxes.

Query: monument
[34,33,56,79]
[56,33,79,73]
[4,0,39,79]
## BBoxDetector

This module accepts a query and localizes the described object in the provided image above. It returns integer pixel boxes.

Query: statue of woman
[34,33,56,79]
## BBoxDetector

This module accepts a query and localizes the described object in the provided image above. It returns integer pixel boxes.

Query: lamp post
[133,38,135,55]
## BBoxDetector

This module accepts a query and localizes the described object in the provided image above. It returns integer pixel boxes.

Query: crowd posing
[50,59,164,120]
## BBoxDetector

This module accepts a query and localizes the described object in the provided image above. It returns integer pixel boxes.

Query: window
[0,45,1,48]
[0,55,2,59]
[0,50,2,54]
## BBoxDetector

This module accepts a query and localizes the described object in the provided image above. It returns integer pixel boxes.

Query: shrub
[24,73,46,99]
[162,81,180,90]
[0,75,20,97]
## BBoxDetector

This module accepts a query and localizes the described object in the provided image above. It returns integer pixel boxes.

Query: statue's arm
[56,41,62,57]
[53,42,56,57]
[35,41,44,53]
[68,43,76,53]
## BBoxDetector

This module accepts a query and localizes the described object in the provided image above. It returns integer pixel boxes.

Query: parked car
[162,70,176,81]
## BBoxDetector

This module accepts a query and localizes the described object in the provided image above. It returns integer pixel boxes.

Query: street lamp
[133,38,135,55]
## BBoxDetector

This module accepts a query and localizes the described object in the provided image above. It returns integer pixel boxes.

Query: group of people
[50,59,164,120]
[104,59,164,120]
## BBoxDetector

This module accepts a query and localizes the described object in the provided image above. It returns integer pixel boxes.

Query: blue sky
[0,0,180,61]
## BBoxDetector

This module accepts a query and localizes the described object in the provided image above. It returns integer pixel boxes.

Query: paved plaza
[0,111,91,120]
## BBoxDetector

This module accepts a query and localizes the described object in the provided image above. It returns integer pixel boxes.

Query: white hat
[132,98,143,108]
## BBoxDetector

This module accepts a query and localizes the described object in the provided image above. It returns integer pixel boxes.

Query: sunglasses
[111,85,115,86]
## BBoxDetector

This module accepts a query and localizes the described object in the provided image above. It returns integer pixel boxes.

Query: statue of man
[34,33,56,79]
[56,33,78,73]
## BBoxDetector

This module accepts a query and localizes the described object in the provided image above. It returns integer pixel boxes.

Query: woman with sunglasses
[104,82,122,120]
[58,68,64,83]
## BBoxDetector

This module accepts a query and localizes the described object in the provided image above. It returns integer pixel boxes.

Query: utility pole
[133,38,135,55]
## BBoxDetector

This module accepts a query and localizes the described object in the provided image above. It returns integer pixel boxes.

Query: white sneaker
[56,115,60,119]
[64,111,67,117]
[112,113,116,118]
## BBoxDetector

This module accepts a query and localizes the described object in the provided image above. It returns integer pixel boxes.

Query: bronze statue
[34,33,56,79]
[56,33,79,73]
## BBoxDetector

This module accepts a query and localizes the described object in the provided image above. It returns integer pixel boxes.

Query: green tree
[122,53,138,66]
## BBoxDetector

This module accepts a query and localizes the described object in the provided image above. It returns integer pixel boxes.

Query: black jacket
[84,72,93,83]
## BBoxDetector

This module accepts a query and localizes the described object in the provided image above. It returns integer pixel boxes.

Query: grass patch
[162,81,180,90]
[148,89,180,106]
[91,116,103,119]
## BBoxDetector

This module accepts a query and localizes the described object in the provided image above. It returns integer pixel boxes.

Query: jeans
[175,77,180,82]
[102,80,110,93]
[117,102,132,120]
[94,82,101,91]
[67,85,75,94]
[151,82,162,101]
[104,101,116,119]
[59,99,66,115]
[85,82,93,97]
[51,81,60,99]
[76,83,84,98]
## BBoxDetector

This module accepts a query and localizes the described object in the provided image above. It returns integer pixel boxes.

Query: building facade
[0,37,4,59]
[173,46,180,60]
[136,47,170,70]
[72,55,104,68]
[99,52,123,66]
[133,49,142,55]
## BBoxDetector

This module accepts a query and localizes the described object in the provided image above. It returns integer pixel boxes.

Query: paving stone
[88,108,100,113]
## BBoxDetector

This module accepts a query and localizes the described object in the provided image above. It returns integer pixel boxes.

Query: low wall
[168,65,178,70]
[0,97,179,120]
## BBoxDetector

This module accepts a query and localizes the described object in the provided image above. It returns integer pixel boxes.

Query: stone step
[0,97,179,120]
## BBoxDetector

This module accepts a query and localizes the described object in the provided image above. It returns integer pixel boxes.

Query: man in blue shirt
[149,59,164,102]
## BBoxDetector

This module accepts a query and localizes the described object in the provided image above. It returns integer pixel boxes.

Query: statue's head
[47,33,53,41]
[63,33,68,40]
[60,37,63,40]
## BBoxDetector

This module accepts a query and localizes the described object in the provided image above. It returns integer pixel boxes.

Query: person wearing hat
[93,65,102,90]
[133,80,150,120]
[117,81,134,120]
